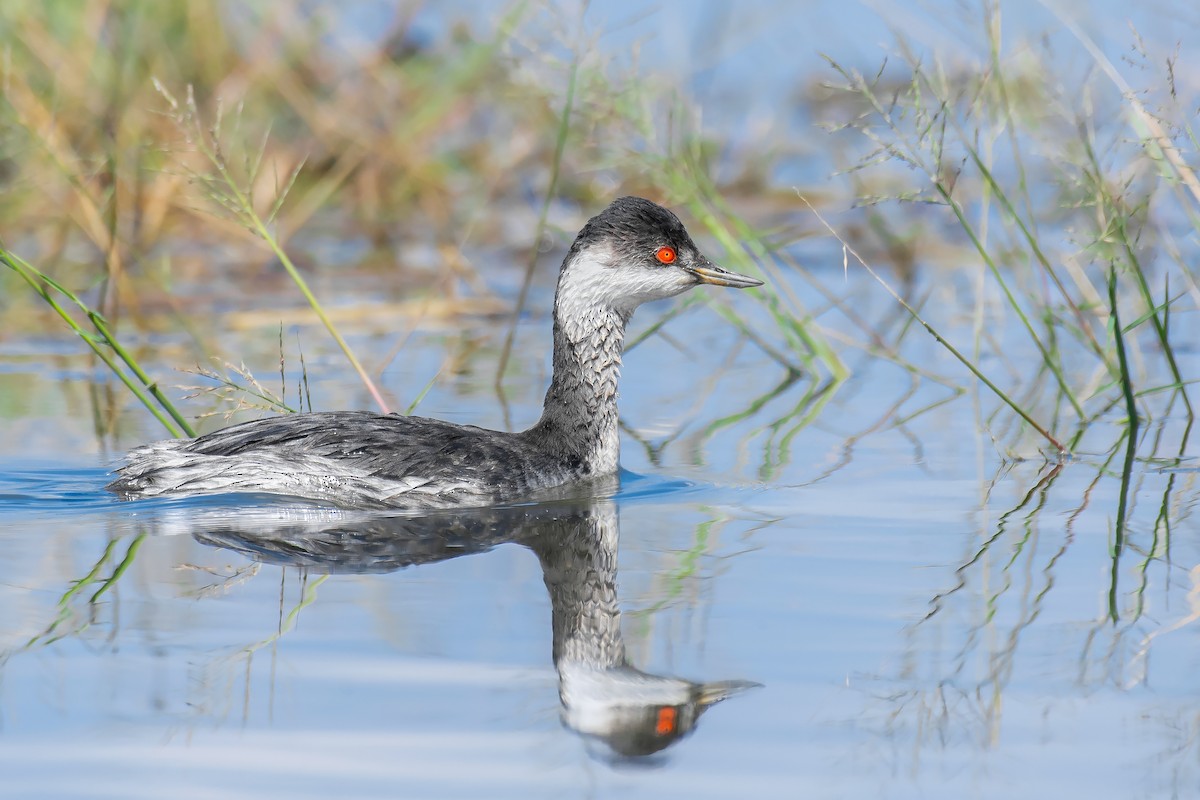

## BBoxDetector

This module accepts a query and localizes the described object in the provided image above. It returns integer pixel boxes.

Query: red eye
[655,246,677,264]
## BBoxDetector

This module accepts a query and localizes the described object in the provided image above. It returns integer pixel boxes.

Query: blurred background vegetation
[1,0,1196,456]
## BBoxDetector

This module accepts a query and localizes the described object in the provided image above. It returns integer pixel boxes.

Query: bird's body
[114,412,578,508]
[107,197,761,508]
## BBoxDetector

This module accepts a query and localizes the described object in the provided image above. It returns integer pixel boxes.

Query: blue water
[4,1,1200,798]
[4,403,1198,799]
[4,254,1199,799]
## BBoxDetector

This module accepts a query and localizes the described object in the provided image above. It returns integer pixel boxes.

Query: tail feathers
[108,456,264,497]
[106,440,376,504]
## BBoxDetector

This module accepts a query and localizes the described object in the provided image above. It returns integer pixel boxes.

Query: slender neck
[524,502,625,669]
[528,255,629,475]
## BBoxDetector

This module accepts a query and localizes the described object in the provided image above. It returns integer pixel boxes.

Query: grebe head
[558,196,762,318]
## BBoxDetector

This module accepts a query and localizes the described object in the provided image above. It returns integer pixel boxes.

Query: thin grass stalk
[1,248,192,438]
[1106,265,1140,622]
[702,300,805,376]
[930,179,1085,420]
[1113,221,1193,414]
[696,189,847,378]
[1077,132,1191,412]
[799,193,1066,454]
[1049,3,1200,214]
[202,146,388,413]
[624,304,688,352]
[827,57,1086,418]
[698,371,805,443]
[182,360,294,416]
[1132,417,1190,619]
[964,144,1109,366]
[1108,425,1138,623]
[615,94,840,377]
[983,1,1038,240]
[628,514,722,623]
[495,54,579,387]
[1,77,123,267]
[1108,267,1139,427]
[239,573,330,657]
[88,534,146,604]
[922,464,1062,623]
[661,133,842,375]
[404,353,454,416]
[156,81,389,414]
[25,536,119,649]
[86,311,195,434]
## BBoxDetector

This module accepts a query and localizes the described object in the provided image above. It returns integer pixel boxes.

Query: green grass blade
[1,247,192,438]
[800,194,1066,454]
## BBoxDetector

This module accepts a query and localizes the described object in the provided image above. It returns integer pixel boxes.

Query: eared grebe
[107,196,762,508]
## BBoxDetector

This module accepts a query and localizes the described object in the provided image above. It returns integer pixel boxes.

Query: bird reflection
[185,488,759,758]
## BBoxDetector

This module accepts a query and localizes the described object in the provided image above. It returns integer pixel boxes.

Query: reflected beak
[696,679,764,708]
[688,258,764,289]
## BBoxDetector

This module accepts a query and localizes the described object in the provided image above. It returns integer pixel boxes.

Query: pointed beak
[695,679,763,707]
[687,257,763,289]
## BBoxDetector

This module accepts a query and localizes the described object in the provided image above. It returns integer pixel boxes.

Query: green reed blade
[799,194,1066,454]
[1,247,191,438]
[495,50,579,387]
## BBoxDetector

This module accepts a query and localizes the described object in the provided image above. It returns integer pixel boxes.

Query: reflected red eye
[655,706,678,735]
[655,246,677,264]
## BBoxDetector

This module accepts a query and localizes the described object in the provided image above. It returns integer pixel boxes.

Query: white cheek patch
[621,268,695,307]
[557,247,695,318]
[557,249,616,313]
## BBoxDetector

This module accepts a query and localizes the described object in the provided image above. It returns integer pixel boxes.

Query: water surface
[3,259,1198,799]
[3,2,1200,797]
